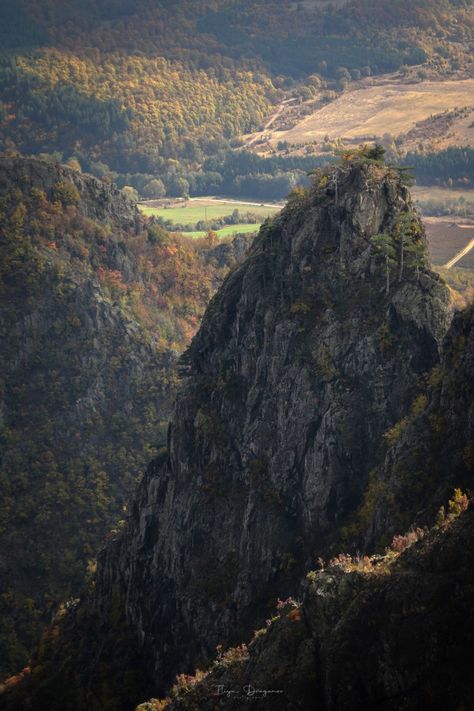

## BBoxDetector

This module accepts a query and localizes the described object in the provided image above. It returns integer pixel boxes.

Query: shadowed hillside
[0,156,247,678]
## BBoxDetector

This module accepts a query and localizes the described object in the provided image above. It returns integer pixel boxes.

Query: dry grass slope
[253,79,474,153]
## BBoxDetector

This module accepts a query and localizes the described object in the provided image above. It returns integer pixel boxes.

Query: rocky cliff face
[158,503,474,711]
[159,304,474,711]
[366,303,474,545]
[0,156,139,228]
[152,297,474,709]
[92,161,451,694]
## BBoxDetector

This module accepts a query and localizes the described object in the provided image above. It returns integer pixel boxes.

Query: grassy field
[139,198,281,240]
[412,186,474,202]
[139,200,280,226]
[185,224,260,238]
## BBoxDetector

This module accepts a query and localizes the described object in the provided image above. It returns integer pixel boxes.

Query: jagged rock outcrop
[94,161,451,693]
[159,505,474,711]
[0,156,139,228]
[157,300,474,710]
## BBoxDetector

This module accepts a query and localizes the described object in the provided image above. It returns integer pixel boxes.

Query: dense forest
[138,146,473,202]
[0,0,472,198]
[405,146,474,187]
[0,157,246,678]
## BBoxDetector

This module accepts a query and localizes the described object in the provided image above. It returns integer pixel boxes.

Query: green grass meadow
[139,201,280,226]
[139,200,282,239]
[185,223,261,238]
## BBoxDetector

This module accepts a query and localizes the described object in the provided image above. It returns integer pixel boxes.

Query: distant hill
[0,0,472,199]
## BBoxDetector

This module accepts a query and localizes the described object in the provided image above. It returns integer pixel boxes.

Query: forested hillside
[0,0,472,199]
[0,156,247,678]
[7,152,474,711]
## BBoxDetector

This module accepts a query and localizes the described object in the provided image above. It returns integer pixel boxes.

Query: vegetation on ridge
[134,489,471,711]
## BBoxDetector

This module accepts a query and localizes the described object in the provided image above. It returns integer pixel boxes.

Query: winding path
[245,98,298,148]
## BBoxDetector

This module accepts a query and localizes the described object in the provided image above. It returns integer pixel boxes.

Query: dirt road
[443,237,474,269]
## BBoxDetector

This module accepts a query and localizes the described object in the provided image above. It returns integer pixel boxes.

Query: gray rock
[95,162,451,691]
[162,506,474,711]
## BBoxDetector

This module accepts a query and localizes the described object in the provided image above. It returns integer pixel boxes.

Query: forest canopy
[0,0,472,196]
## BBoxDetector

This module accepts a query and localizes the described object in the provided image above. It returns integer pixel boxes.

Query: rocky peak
[92,160,451,692]
[0,156,139,229]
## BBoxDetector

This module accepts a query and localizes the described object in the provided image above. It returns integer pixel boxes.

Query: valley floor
[140,194,474,268]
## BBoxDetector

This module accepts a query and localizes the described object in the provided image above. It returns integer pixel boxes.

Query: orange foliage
[3,185,233,352]
[0,666,31,696]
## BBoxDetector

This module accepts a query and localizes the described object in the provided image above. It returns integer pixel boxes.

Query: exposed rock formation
[159,504,474,711]
[0,156,138,228]
[366,303,474,545]
[156,302,474,711]
[96,161,451,693]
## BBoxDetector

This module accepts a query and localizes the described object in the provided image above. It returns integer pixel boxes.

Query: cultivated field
[424,220,474,267]
[185,224,261,238]
[256,78,474,151]
[412,186,474,202]
[139,199,280,225]
[139,198,282,238]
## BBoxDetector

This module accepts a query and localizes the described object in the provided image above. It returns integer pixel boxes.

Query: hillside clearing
[185,224,260,238]
[256,79,474,151]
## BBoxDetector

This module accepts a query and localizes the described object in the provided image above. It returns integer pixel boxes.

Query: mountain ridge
[153,495,474,711]
[116,160,450,690]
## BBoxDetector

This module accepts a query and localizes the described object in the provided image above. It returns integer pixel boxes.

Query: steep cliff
[156,501,474,711]
[152,306,474,711]
[0,157,244,677]
[110,160,449,690]
[3,158,455,709]
[360,302,474,546]
[149,298,474,709]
